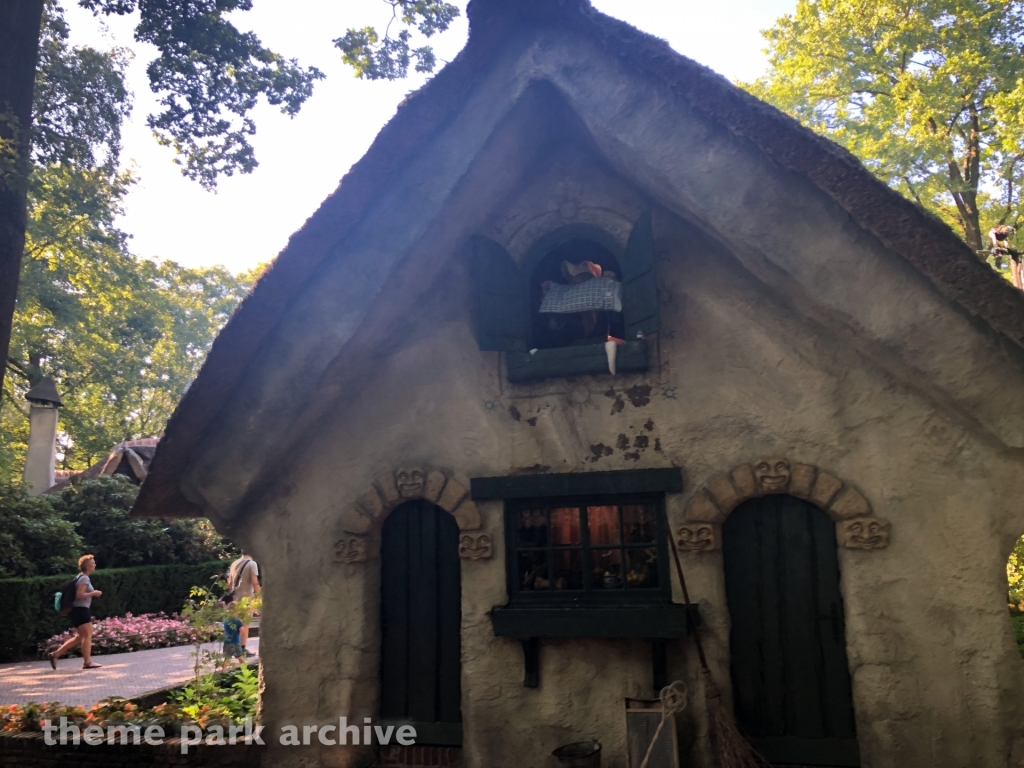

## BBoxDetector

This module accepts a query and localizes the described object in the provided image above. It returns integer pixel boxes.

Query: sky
[63,0,796,274]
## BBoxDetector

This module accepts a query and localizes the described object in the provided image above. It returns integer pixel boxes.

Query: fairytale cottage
[134,1,1024,766]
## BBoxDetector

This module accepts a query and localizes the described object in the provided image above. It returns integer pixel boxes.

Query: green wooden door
[381,500,463,746]
[723,495,859,767]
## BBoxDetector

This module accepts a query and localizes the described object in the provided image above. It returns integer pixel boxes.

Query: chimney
[23,377,63,495]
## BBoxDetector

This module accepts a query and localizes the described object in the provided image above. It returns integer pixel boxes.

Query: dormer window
[473,212,659,382]
[531,240,626,350]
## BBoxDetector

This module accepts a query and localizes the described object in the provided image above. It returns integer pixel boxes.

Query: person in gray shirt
[228,552,261,653]
[49,554,103,669]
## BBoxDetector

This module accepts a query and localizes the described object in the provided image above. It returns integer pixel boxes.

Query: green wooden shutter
[621,211,660,340]
[473,235,528,351]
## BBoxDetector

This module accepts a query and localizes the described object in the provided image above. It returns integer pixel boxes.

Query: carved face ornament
[458,532,493,560]
[843,518,890,550]
[677,524,717,552]
[334,537,368,564]
[396,467,426,499]
[754,457,791,492]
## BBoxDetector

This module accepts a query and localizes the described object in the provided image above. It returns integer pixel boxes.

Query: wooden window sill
[506,339,648,383]
[490,603,698,639]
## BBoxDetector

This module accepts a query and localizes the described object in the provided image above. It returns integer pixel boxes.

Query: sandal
[82,663,103,669]
[48,653,56,670]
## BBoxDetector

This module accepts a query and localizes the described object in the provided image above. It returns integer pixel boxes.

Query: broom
[665,514,765,768]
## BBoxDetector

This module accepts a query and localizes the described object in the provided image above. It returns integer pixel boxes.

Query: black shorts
[69,607,91,627]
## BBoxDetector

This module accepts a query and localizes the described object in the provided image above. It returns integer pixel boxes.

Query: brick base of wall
[0,731,263,766]
[379,745,462,766]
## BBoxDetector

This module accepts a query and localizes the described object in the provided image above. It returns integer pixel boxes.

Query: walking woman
[49,554,103,669]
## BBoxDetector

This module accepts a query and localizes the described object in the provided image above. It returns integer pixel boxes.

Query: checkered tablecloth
[539,277,622,313]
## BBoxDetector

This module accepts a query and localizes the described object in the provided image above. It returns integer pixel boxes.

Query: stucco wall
[183,30,1024,768]
[235,156,1024,767]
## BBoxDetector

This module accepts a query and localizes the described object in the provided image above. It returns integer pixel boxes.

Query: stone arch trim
[677,457,890,553]
[334,467,492,563]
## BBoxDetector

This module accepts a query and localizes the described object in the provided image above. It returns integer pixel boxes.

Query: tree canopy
[1,4,261,480]
[0,0,462,403]
[746,0,1024,286]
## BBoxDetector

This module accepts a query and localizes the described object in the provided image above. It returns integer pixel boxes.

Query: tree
[55,476,235,569]
[1009,533,1024,610]
[0,480,83,577]
[0,0,460,401]
[0,476,235,576]
[746,0,1024,286]
[1,4,268,477]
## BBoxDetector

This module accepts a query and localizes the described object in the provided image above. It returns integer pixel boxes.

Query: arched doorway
[723,494,859,767]
[380,499,463,745]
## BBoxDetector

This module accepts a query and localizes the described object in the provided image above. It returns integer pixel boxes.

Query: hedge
[1013,615,1024,658]
[0,561,227,662]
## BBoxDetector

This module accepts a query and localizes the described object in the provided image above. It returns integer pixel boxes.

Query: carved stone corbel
[458,531,493,560]
[837,517,890,550]
[333,535,379,563]
[676,523,720,552]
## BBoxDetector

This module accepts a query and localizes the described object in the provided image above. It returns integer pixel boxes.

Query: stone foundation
[379,745,462,766]
[0,731,263,767]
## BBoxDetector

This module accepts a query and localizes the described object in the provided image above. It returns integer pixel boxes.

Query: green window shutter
[621,211,660,340]
[473,235,528,351]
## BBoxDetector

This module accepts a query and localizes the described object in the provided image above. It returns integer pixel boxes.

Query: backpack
[53,574,82,615]
[219,559,251,605]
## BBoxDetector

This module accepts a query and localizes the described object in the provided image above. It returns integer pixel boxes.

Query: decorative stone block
[754,457,791,493]
[458,531,493,560]
[395,467,426,499]
[451,498,482,531]
[789,463,817,500]
[356,488,386,520]
[375,472,401,508]
[424,469,448,503]
[685,491,725,523]
[334,536,379,563]
[730,464,757,499]
[707,474,740,513]
[828,486,871,519]
[341,505,375,535]
[811,471,844,509]
[676,523,720,552]
[838,517,890,550]
[437,478,468,514]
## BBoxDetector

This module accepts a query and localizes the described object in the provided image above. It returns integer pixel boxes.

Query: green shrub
[0,482,83,577]
[52,476,237,569]
[1012,615,1024,658]
[0,560,226,662]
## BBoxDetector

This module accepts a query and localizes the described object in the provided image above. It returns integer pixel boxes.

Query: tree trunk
[0,0,45,399]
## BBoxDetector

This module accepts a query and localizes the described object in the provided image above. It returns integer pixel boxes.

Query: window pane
[622,504,657,544]
[625,547,659,589]
[518,550,549,590]
[587,505,621,545]
[550,507,581,545]
[517,508,548,548]
[551,549,583,590]
[591,548,624,589]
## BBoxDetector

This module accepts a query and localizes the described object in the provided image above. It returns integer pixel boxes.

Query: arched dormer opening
[471,212,659,382]
[528,237,625,349]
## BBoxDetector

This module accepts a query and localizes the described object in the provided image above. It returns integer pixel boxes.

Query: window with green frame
[504,494,670,604]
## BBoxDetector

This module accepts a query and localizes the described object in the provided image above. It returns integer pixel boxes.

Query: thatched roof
[47,438,160,494]
[132,0,1024,519]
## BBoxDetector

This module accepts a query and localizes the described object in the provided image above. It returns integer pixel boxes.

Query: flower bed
[39,613,216,657]
[0,665,258,735]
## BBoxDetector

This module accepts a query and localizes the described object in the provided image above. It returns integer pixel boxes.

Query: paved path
[0,638,259,708]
